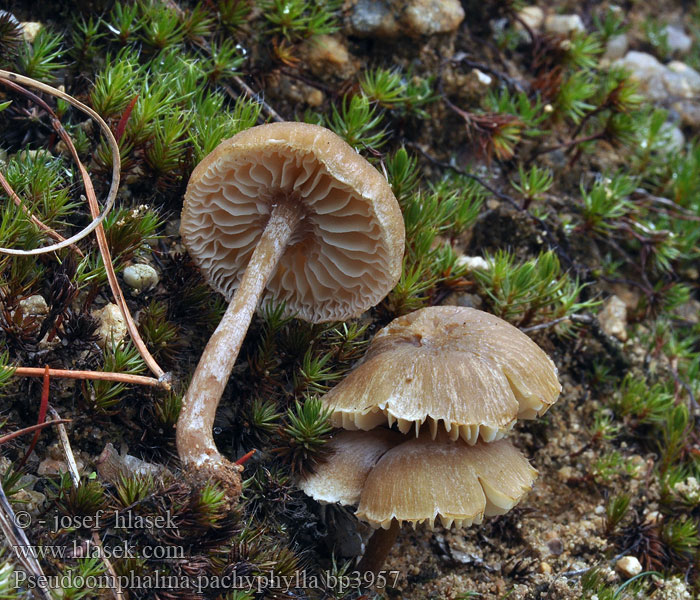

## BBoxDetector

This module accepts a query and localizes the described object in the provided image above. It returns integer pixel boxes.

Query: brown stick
[0,419,72,445]
[9,366,166,388]
[0,71,169,387]
[356,520,401,575]
[0,171,83,255]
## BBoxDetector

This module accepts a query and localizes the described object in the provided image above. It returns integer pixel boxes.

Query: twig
[8,366,166,388]
[0,71,170,386]
[92,531,125,600]
[448,53,526,93]
[0,484,53,600]
[407,142,577,269]
[0,419,72,445]
[0,171,83,256]
[48,406,124,600]
[521,313,593,333]
[226,77,284,123]
[48,407,80,487]
[0,72,118,256]
[17,366,50,470]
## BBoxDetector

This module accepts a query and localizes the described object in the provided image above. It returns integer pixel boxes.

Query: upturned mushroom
[321,305,561,444]
[177,122,405,498]
[301,429,537,572]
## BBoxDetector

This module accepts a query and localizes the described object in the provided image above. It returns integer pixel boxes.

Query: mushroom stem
[177,200,304,496]
[356,520,401,576]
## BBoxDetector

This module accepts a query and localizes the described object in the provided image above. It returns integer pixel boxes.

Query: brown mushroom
[322,306,561,444]
[177,122,405,498]
[301,429,537,572]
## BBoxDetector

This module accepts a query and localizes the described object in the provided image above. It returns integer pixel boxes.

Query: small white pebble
[456,255,490,271]
[21,22,42,43]
[19,294,48,316]
[616,556,643,578]
[93,303,127,348]
[123,263,159,292]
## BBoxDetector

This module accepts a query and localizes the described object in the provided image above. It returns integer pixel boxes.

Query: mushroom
[321,306,561,444]
[301,429,537,573]
[176,122,405,498]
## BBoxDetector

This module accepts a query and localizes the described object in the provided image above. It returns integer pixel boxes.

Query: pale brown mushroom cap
[323,306,562,443]
[300,429,403,506]
[180,122,405,323]
[356,434,537,530]
[301,430,537,530]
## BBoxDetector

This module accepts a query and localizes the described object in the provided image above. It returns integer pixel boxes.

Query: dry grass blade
[0,71,118,256]
[0,70,170,387]
[0,484,52,600]
[0,170,83,255]
[0,418,71,444]
[9,366,165,387]
[47,406,124,600]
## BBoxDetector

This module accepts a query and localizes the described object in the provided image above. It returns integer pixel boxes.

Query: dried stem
[0,484,53,600]
[0,72,118,255]
[0,170,83,255]
[17,365,50,469]
[0,419,72,445]
[9,366,166,388]
[0,70,169,386]
[48,407,81,487]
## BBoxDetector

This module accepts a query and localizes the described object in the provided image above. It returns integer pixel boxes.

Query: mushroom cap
[357,433,537,529]
[301,430,537,530]
[180,122,405,323]
[322,306,561,443]
[299,429,403,506]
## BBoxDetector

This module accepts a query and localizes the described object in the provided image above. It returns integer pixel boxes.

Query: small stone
[644,510,663,525]
[21,22,42,43]
[666,61,700,97]
[661,123,686,153]
[93,303,127,348]
[546,538,564,555]
[674,299,700,324]
[19,295,48,316]
[123,263,159,292]
[557,465,575,481]
[37,457,84,477]
[598,295,627,341]
[602,33,629,63]
[306,89,324,107]
[473,69,492,86]
[403,0,465,37]
[456,255,490,271]
[516,6,544,31]
[613,51,667,101]
[308,35,351,70]
[616,556,643,578]
[12,488,46,514]
[672,100,700,127]
[539,561,552,574]
[348,0,399,37]
[544,14,585,35]
[664,24,692,55]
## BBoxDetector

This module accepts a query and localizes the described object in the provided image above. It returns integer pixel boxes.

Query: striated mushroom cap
[322,306,561,443]
[180,122,405,323]
[299,429,403,506]
[357,434,537,529]
[301,430,537,530]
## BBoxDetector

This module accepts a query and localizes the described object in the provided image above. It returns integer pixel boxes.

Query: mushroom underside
[182,144,399,322]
